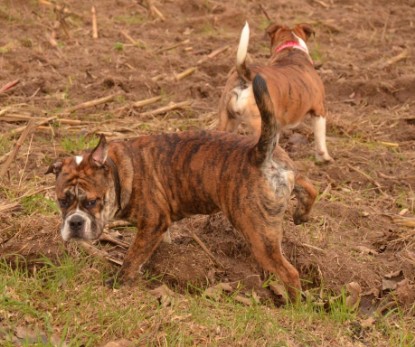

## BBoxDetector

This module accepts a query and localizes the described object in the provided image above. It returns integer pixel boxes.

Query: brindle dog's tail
[236,22,251,82]
[250,74,278,166]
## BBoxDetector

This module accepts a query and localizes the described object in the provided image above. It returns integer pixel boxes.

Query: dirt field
[1,0,414,344]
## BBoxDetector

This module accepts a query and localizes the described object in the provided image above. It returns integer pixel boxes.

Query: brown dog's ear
[296,23,315,40]
[45,160,63,176]
[265,23,283,38]
[90,134,108,167]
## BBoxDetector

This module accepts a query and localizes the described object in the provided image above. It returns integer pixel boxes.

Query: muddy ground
[1,0,414,311]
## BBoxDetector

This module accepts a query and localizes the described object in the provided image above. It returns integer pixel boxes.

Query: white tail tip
[236,21,250,67]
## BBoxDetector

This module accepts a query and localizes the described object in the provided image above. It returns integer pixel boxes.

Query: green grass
[60,134,99,153]
[0,134,11,156]
[20,194,59,216]
[114,13,144,25]
[1,254,413,346]
[113,42,124,52]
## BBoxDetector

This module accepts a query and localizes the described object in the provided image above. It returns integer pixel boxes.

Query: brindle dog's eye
[84,199,97,209]
[58,198,70,209]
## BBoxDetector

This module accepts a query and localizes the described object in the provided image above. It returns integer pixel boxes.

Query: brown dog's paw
[315,154,334,165]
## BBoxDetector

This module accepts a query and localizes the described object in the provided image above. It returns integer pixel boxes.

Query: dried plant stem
[0,79,20,94]
[91,6,98,39]
[1,113,93,125]
[139,100,191,118]
[196,45,229,65]
[63,93,120,114]
[175,67,196,81]
[187,228,225,268]
[0,121,37,178]
[79,241,123,266]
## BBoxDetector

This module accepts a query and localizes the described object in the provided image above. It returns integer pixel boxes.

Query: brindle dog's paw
[293,213,309,225]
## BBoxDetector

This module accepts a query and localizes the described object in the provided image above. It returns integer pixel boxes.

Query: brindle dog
[47,75,314,301]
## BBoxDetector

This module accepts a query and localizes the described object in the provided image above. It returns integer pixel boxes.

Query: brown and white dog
[47,76,317,301]
[217,22,333,163]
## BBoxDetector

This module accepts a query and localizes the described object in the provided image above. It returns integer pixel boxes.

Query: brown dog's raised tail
[236,22,251,82]
[251,74,278,165]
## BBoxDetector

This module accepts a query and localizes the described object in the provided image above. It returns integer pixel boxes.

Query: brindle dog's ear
[296,23,315,40]
[45,160,63,176]
[90,134,108,167]
[265,23,283,39]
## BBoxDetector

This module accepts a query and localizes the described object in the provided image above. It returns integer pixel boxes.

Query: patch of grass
[0,134,11,156]
[258,18,272,31]
[0,41,15,54]
[113,42,124,52]
[60,134,99,153]
[20,194,59,216]
[114,13,145,25]
[1,255,414,346]
[310,42,323,63]
[199,23,219,37]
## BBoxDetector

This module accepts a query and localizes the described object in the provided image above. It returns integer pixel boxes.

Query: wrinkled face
[47,138,117,241]
[266,23,314,54]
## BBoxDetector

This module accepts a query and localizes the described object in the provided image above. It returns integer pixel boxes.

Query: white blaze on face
[75,155,83,165]
[292,33,310,54]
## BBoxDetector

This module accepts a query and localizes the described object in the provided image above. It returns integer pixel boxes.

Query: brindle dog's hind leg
[235,211,301,301]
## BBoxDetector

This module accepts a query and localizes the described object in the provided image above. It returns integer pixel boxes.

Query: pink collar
[275,41,313,64]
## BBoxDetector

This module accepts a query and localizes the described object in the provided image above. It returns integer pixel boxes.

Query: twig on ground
[0,79,20,94]
[18,134,34,189]
[79,241,123,265]
[100,231,130,248]
[187,228,225,268]
[138,100,191,118]
[259,4,271,21]
[379,49,408,69]
[318,183,332,201]
[63,93,121,114]
[156,39,190,53]
[144,0,165,21]
[113,95,162,115]
[120,30,143,46]
[1,113,94,125]
[347,164,390,198]
[196,45,230,65]
[0,202,20,214]
[175,67,197,81]
[8,116,57,136]
[300,243,326,253]
[0,121,37,179]
[91,6,98,39]
[378,172,415,181]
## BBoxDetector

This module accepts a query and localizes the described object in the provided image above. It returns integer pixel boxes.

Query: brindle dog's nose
[69,215,85,235]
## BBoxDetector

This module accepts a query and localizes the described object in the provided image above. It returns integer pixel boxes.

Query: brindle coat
[48,75,312,301]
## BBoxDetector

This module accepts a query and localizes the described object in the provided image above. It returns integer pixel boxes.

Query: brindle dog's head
[46,135,118,241]
[265,23,315,55]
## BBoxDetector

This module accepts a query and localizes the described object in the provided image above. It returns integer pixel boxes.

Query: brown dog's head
[46,135,118,241]
[265,23,314,55]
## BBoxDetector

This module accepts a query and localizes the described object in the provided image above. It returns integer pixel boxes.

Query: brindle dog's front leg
[108,222,168,286]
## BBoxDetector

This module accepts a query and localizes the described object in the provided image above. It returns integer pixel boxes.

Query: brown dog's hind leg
[293,174,318,225]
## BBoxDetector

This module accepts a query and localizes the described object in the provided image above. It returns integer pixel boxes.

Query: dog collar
[106,157,122,217]
[275,41,313,64]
